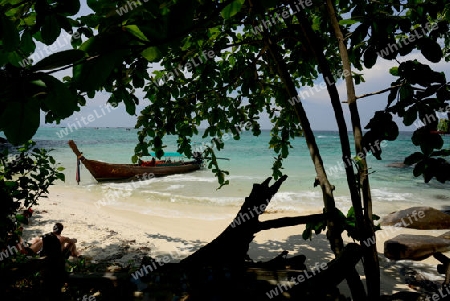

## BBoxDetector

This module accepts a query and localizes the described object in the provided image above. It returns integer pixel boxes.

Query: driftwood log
[169,176,363,299]
[180,176,324,268]
[180,176,290,267]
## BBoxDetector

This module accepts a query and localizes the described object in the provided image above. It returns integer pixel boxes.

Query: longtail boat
[68,140,203,183]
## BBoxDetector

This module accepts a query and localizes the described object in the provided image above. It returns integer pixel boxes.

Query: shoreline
[21,185,450,296]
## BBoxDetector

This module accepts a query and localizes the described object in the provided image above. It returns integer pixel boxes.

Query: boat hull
[81,158,202,181]
[68,139,202,182]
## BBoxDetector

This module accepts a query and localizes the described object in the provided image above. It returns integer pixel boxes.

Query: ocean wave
[154,174,217,183]
[370,188,415,202]
[172,195,243,206]
[227,175,261,181]
[136,190,330,212]
[166,185,184,190]
[102,179,154,190]
[141,190,172,198]
[137,190,242,206]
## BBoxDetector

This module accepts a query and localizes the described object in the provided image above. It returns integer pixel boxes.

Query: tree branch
[325,0,380,298]
[257,214,324,232]
[341,83,404,103]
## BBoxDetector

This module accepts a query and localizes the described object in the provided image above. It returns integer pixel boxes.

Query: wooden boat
[68,140,203,182]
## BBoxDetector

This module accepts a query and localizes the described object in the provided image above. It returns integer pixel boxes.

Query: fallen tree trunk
[142,244,363,300]
[173,176,363,300]
[180,176,289,267]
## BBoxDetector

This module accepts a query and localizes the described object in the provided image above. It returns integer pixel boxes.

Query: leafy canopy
[0,0,449,184]
[0,141,64,253]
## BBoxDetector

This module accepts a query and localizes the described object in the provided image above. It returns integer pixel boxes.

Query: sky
[38,2,450,132]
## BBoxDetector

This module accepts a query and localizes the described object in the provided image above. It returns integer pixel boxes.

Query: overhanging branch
[257,213,324,232]
[341,83,404,103]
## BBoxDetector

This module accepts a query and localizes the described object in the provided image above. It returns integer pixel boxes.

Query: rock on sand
[384,234,450,260]
[380,206,450,230]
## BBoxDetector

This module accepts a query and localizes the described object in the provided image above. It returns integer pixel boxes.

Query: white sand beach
[21,185,450,297]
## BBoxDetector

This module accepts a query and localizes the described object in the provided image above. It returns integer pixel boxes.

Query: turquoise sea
[4,127,450,217]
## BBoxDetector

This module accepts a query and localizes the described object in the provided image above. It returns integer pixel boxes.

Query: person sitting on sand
[52,223,80,258]
[29,223,80,258]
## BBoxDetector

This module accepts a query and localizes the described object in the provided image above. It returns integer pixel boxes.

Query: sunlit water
[3,127,449,218]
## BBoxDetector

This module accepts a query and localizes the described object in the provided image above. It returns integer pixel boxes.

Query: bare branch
[257,213,324,232]
[341,83,404,103]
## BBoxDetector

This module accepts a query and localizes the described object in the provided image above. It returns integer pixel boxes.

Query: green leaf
[23,14,36,26]
[56,173,65,181]
[339,19,358,25]
[32,49,86,71]
[1,14,20,51]
[419,38,442,63]
[346,206,355,218]
[404,152,425,165]
[139,23,167,41]
[399,84,413,102]
[7,51,26,67]
[40,74,78,119]
[411,128,425,146]
[426,134,444,152]
[55,15,73,33]
[124,25,149,42]
[141,47,162,62]
[0,99,40,145]
[413,160,425,177]
[387,85,398,107]
[302,226,312,240]
[78,35,96,52]
[86,0,101,11]
[124,96,136,115]
[389,67,399,76]
[281,144,289,158]
[403,106,417,126]
[221,0,244,19]
[412,128,444,155]
[15,214,27,224]
[41,15,61,45]
[363,47,377,69]
[20,30,35,54]
[73,51,124,91]
[431,149,450,157]
[55,0,80,16]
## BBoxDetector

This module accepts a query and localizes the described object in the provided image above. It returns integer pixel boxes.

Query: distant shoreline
[35,126,418,133]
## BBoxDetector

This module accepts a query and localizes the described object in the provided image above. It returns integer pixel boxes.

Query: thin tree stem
[325,0,380,299]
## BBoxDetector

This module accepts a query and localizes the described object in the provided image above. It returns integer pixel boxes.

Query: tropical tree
[0,141,65,261]
[0,0,449,299]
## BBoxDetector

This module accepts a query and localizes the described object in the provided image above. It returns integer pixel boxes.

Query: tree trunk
[261,28,343,257]
[176,177,363,300]
[325,0,380,299]
[285,7,371,299]
[180,176,287,267]
[260,18,367,299]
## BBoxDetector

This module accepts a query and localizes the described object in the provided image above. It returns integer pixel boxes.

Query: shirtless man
[29,223,80,258]
[52,223,80,258]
